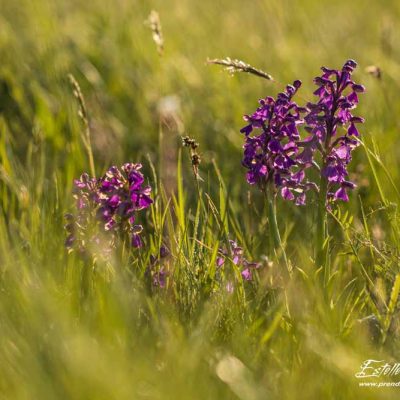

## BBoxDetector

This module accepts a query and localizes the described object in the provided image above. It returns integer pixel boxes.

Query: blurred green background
[1,0,400,399]
[1,0,399,182]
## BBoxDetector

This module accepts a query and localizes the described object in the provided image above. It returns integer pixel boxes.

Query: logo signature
[355,360,400,379]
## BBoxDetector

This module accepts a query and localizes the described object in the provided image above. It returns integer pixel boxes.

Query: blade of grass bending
[361,137,386,205]
[260,305,284,345]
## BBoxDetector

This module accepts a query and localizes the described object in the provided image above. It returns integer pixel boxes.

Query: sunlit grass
[0,0,400,399]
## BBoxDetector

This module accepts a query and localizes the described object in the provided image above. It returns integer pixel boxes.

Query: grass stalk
[68,73,96,178]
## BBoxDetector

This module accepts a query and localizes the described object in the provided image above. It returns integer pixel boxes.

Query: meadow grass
[0,0,400,399]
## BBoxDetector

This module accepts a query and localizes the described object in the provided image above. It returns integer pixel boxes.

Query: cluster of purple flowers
[217,240,261,282]
[65,163,153,254]
[241,60,365,205]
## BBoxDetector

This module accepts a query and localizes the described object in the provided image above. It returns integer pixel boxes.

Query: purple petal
[348,123,359,136]
[295,193,306,206]
[241,268,252,281]
[138,195,153,209]
[108,194,120,208]
[74,180,86,189]
[324,165,341,182]
[240,124,253,135]
[216,257,225,267]
[334,187,349,202]
[347,91,359,104]
[268,139,282,153]
[246,171,257,185]
[281,187,295,201]
[129,171,145,190]
[291,170,305,183]
[297,147,313,166]
[232,255,240,265]
[131,234,142,248]
[335,145,350,160]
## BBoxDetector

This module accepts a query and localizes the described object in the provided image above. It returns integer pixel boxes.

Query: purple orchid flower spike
[306,60,365,267]
[66,163,153,255]
[305,59,365,205]
[240,80,314,205]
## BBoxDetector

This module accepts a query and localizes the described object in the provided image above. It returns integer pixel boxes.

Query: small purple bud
[342,180,356,189]
[350,116,365,123]
[293,80,302,89]
[352,84,365,93]
[160,245,169,258]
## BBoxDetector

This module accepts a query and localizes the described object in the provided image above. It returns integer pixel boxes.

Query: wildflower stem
[266,185,290,277]
[315,175,328,278]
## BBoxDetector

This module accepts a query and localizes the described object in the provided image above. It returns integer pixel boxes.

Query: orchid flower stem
[266,186,290,277]
[316,174,328,285]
